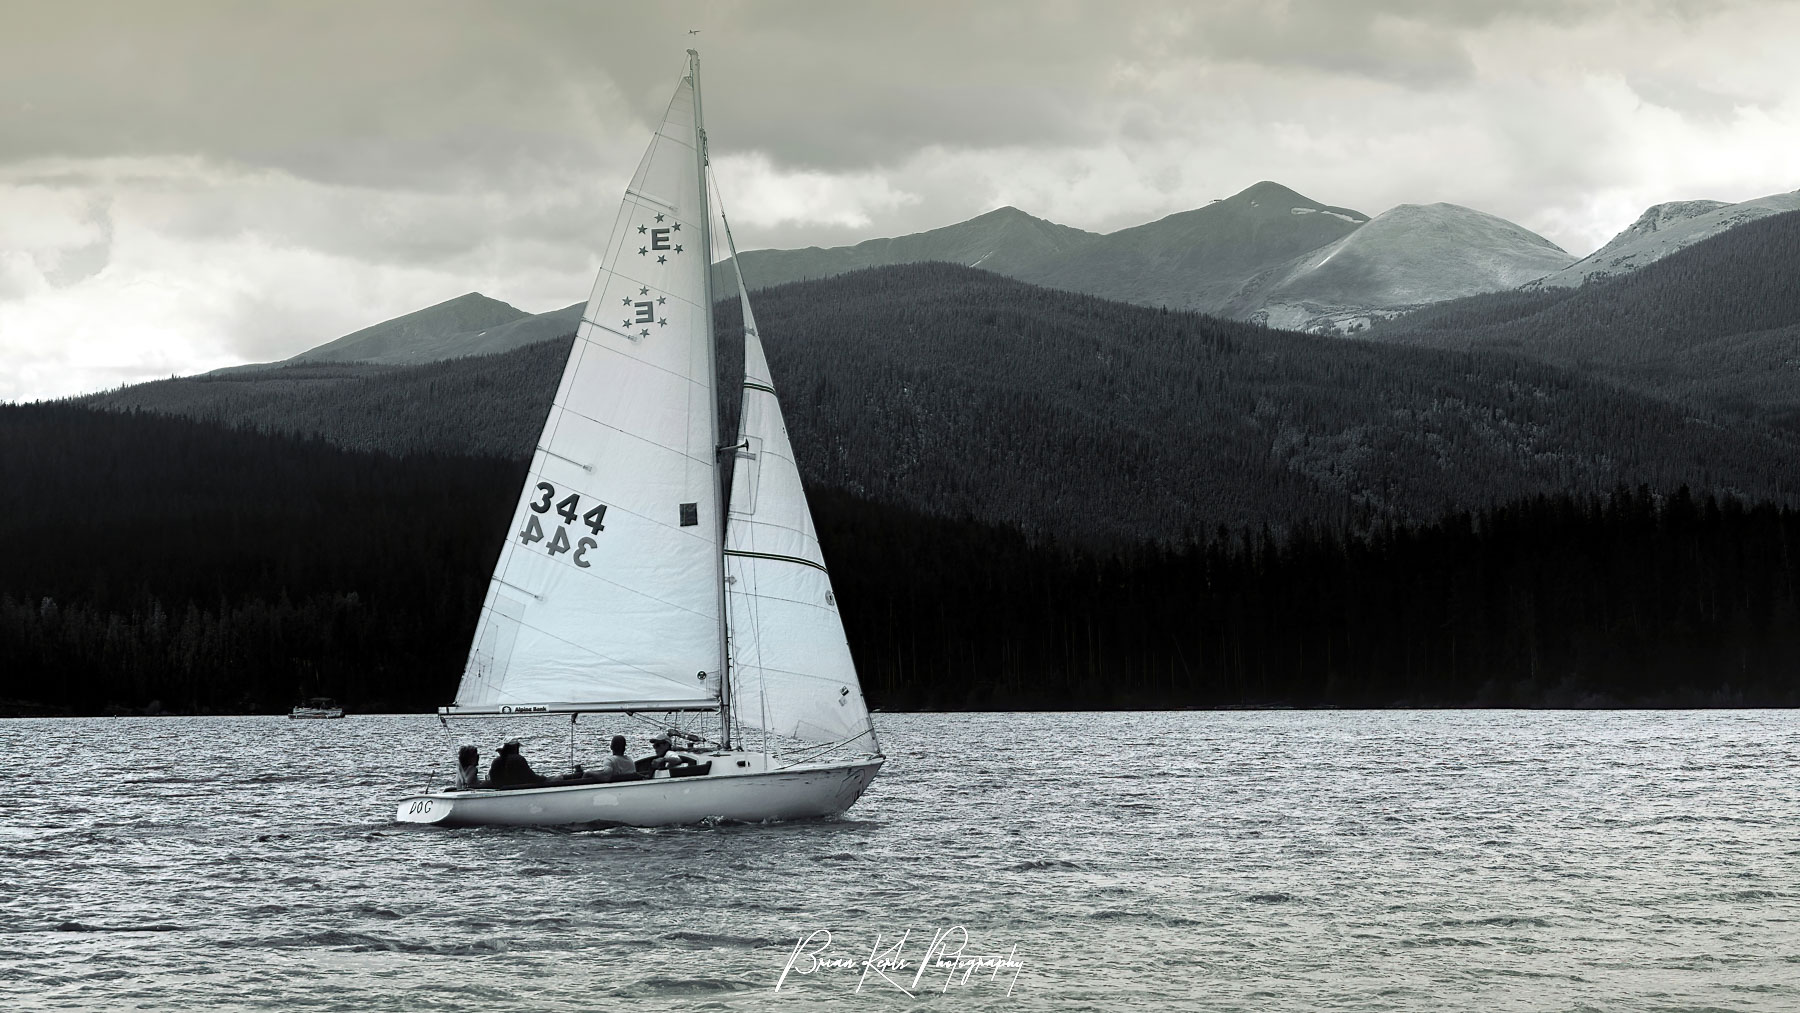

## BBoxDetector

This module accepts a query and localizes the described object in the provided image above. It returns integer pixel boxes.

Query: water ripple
[2,710,1799,1011]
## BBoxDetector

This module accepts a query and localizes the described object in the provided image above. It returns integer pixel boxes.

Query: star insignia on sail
[621,288,667,334]
[633,218,682,261]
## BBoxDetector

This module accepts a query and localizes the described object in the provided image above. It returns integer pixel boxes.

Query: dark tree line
[821,485,1800,709]
[0,404,520,713]
[3,403,1797,714]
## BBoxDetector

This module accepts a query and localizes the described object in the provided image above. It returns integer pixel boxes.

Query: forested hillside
[81,352,566,460]
[1369,210,1800,426]
[730,264,1799,542]
[81,263,1800,545]
[4,404,1795,714]
[0,405,518,713]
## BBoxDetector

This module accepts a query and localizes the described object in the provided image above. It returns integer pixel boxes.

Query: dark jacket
[488,751,547,788]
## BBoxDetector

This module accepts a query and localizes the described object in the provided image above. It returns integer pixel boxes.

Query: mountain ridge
[1368,208,1800,428]
[1528,188,1800,289]
[207,182,1798,373]
[82,261,1800,545]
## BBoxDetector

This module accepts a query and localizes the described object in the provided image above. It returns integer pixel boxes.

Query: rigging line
[725,438,807,479]
[709,158,785,755]
[733,663,861,687]
[504,548,717,624]
[732,537,773,755]
[772,729,877,768]
[572,323,711,388]
[724,587,839,613]
[532,331,591,491]
[545,399,718,473]
[486,563,717,668]
[726,515,818,542]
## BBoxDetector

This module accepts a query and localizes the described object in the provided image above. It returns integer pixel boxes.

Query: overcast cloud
[3,0,1798,401]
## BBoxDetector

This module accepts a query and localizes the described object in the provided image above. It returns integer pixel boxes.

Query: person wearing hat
[640,730,697,774]
[487,738,548,788]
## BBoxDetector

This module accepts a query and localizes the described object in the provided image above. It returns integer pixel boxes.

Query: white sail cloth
[454,71,722,712]
[725,294,873,744]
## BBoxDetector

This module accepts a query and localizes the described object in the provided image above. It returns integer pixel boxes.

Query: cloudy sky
[4,0,1798,402]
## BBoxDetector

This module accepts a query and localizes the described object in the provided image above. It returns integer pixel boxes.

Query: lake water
[3,710,1798,1011]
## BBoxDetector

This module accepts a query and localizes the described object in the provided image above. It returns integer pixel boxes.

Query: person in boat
[454,745,482,788]
[640,731,697,772]
[601,734,639,781]
[487,739,548,788]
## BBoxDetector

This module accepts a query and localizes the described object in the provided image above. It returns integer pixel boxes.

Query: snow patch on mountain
[1528,189,1800,289]
[1224,203,1573,334]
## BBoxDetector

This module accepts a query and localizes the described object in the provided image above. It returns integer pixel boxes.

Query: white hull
[395,754,881,828]
[288,708,344,719]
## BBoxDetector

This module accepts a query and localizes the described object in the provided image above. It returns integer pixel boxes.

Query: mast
[689,48,732,750]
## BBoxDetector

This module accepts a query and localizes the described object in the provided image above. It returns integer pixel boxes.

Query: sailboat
[395,51,882,828]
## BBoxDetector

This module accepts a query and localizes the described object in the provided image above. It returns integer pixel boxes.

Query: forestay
[452,70,722,713]
[724,287,874,745]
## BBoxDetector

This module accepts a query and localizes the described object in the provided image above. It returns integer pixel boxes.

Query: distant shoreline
[8,702,1795,719]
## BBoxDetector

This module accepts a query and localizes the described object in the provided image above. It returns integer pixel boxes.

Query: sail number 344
[520,481,605,566]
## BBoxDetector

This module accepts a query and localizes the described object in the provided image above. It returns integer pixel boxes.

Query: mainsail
[723,284,874,746]
[452,66,722,714]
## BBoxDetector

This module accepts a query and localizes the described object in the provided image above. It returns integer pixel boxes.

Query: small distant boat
[395,50,881,829]
[289,698,345,720]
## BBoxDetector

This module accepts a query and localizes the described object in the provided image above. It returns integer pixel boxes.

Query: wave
[53,921,183,932]
[1429,915,1553,929]
[1003,858,1086,871]
[660,929,784,949]
[221,929,508,955]
[602,974,743,995]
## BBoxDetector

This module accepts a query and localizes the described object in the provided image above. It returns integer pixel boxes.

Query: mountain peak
[288,292,531,366]
[970,205,1033,221]
[1233,201,1574,327]
[1530,188,1800,289]
[1236,180,1306,201]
